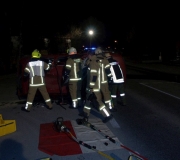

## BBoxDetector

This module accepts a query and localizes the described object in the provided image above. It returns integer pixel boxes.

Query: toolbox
[0,114,16,136]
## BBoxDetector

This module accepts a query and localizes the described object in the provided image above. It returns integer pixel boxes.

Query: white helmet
[95,47,103,54]
[68,47,77,54]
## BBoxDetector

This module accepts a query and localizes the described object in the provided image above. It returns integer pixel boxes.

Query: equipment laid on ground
[53,117,115,160]
[0,114,16,137]
[76,118,148,160]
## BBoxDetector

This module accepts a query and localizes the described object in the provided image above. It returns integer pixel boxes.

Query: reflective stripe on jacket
[24,58,50,85]
[108,58,124,83]
[65,54,82,81]
[88,54,111,91]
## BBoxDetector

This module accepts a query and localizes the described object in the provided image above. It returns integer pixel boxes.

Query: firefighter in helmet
[64,47,83,108]
[22,49,53,112]
[82,47,113,123]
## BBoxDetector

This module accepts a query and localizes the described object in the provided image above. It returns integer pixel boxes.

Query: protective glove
[63,74,69,85]
[89,88,94,93]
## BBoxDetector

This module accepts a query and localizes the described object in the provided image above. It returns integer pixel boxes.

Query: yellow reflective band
[100,105,105,110]
[69,78,81,81]
[105,64,110,68]
[31,77,33,84]
[93,89,99,92]
[105,100,110,103]
[102,64,104,81]
[72,99,77,102]
[66,65,71,68]
[103,108,110,116]
[74,63,77,78]
[40,64,42,76]
[25,68,30,72]
[41,76,43,83]
[91,69,97,73]
[30,66,34,76]
[101,81,107,83]
[45,99,51,102]
[30,83,45,86]
[84,106,91,110]
[98,69,100,89]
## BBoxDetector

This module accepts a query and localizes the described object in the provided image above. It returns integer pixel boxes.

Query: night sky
[1,2,180,51]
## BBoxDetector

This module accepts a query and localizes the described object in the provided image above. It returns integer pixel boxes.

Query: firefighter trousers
[25,84,52,111]
[68,80,82,108]
[109,83,126,106]
[83,90,111,118]
[100,83,114,109]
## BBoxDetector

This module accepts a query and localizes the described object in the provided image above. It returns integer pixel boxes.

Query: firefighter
[64,47,83,109]
[82,47,113,123]
[105,52,126,107]
[81,50,95,102]
[21,49,53,112]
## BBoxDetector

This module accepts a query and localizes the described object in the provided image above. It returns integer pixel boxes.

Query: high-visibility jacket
[87,54,111,92]
[24,58,51,86]
[65,54,82,82]
[107,57,124,83]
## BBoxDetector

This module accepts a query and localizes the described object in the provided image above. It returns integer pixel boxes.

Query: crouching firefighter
[64,47,83,109]
[22,49,53,112]
[82,47,113,123]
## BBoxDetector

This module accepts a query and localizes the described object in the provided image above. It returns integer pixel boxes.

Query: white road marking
[140,83,180,100]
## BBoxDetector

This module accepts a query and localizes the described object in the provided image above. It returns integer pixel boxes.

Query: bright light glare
[89,30,94,35]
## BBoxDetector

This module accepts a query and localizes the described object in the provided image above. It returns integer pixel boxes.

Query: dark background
[1,2,180,73]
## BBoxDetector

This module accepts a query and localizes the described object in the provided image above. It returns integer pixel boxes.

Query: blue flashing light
[84,47,96,50]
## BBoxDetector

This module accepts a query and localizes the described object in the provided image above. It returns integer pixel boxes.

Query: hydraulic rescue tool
[53,117,115,160]
[76,118,148,160]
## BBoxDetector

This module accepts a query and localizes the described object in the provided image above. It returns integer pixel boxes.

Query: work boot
[83,116,89,122]
[102,114,113,123]
[43,104,52,110]
[47,106,53,110]
[79,111,89,122]
[21,107,30,112]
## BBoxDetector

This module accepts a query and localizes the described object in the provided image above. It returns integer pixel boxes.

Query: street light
[114,40,118,50]
[89,30,94,48]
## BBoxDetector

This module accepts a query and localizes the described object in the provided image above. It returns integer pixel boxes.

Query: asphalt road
[1,60,180,160]
[0,73,132,160]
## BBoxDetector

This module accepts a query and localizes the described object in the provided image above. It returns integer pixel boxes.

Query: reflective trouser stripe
[26,85,52,110]
[102,108,110,117]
